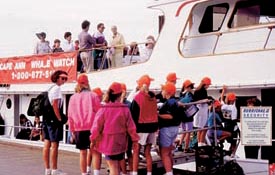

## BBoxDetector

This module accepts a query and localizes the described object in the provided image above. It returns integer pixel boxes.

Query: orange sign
[0,52,77,84]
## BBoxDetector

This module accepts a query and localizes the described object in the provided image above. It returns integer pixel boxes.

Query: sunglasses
[59,77,68,81]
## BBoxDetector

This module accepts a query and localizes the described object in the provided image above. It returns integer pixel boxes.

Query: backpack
[27,86,67,124]
[27,91,52,117]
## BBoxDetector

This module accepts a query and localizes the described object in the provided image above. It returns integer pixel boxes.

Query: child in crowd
[220,86,239,154]
[158,82,182,175]
[30,116,42,141]
[68,74,101,175]
[119,83,133,175]
[52,39,64,53]
[90,82,139,175]
[131,74,158,175]
[92,87,104,102]
[74,40,80,50]
[193,77,212,147]
[207,100,231,145]
[178,80,196,153]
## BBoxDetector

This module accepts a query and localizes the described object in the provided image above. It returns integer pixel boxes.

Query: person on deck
[109,25,125,68]
[62,32,75,52]
[93,23,108,70]
[78,20,96,73]
[52,39,64,53]
[34,32,52,54]
[140,36,155,62]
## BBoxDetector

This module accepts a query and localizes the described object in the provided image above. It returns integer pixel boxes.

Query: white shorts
[193,103,209,128]
[138,132,156,146]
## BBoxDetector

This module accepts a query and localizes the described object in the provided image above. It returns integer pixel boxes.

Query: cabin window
[6,98,12,109]
[229,0,275,28]
[199,3,229,33]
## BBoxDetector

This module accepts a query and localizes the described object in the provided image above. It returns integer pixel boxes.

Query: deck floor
[0,140,195,175]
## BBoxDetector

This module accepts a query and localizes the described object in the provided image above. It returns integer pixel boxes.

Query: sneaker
[51,169,67,175]
[176,145,184,152]
[86,170,92,175]
[45,169,51,175]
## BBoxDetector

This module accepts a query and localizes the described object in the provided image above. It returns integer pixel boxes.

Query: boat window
[6,98,12,109]
[229,0,275,28]
[199,3,229,33]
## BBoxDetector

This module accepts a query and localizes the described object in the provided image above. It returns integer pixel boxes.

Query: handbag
[185,104,199,118]
[180,92,199,117]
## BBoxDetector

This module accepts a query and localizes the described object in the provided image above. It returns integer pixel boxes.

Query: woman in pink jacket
[68,74,101,175]
[90,82,139,175]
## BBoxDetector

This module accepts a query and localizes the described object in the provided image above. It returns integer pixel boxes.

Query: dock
[0,137,195,175]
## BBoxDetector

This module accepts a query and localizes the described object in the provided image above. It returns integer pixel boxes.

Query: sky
[0,0,161,57]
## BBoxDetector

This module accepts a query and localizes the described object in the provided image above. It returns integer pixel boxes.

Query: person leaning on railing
[78,20,96,73]
[16,114,33,140]
[207,100,231,146]
[109,25,125,68]
[30,116,43,141]
[34,32,52,54]
[193,77,212,147]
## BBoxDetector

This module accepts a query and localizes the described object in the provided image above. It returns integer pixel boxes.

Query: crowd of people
[34,20,155,73]
[15,114,42,141]
[39,69,251,175]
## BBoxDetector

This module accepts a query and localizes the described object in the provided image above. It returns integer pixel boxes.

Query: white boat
[0,0,274,174]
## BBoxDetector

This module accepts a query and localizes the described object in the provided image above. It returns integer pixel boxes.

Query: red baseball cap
[109,82,122,94]
[166,72,179,82]
[162,82,176,95]
[77,73,89,85]
[183,79,194,88]
[120,83,127,92]
[227,93,236,101]
[213,100,221,108]
[137,74,154,88]
[92,87,103,97]
[202,77,212,85]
